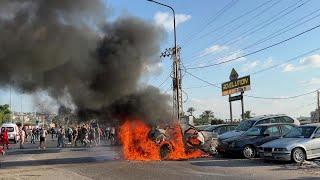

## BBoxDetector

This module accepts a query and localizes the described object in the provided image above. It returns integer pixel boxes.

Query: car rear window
[283,116,294,123]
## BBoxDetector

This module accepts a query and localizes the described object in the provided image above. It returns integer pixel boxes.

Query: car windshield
[203,125,218,132]
[196,125,210,131]
[243,126,264,136]
[284,126,316,138]
[235,120,255,131]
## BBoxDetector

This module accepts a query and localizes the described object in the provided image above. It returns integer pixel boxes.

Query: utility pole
[10,82,12,123]
[318,90,320,122]
[147,0,183,121]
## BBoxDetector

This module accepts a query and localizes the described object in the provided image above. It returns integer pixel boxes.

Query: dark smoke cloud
[0,0,172,124]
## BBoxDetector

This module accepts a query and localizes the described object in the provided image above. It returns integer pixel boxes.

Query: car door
[216,126,227,135]
[309,128,320,157]
[280,124,295,136]
[258,125,281,146]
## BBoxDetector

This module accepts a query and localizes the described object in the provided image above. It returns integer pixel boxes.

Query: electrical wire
[184,47,320,89]
[184,0,310,66]
[183,0,275,47]
[185,8,320,68]
[182,0,239,45]
[186,23,320,70]
[185,70,319,100]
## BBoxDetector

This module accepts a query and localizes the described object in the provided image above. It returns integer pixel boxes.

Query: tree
[194,110,215,125]
[187,107,195,116]
[0,104,11,124]
[244,111,252,119]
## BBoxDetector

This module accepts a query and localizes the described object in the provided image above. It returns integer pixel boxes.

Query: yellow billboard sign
[222,76,251,96]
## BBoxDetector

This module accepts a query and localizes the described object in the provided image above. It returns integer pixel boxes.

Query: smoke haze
[0,0,172,125]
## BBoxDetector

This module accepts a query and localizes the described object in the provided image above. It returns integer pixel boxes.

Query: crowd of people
[52,125,117,148]
[0,124,118,155]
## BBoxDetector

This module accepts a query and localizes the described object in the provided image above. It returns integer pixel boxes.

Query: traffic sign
[229,68,239,81]
[229,95,243,102]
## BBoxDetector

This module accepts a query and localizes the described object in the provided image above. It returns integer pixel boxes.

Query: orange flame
[119,119,204,161]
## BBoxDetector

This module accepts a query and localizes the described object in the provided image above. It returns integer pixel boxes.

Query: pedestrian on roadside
[72,127,78,147]
[35,128,40,140]
[88,127,96,146]
[0,128,9,149]
[31,128,36,144]
[50,127,55,141]
[105,127,110,143]
[57,126,65,148]
[19,126,26,149]
[22,126,28,142]
[110,127,116,145]
[81,125,89,147]
[67,127,73,144]
[39,127,47,150]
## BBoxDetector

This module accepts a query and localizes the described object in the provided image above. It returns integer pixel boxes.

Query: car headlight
[274,148,287,151]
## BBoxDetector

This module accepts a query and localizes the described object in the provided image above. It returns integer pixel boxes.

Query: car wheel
[243,145,256,159]
[291,148,305,164]
[13,138,17,144]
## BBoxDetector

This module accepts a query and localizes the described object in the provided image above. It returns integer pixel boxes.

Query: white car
[1,123,21,143]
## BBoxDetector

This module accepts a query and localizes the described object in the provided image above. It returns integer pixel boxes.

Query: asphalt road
[0,138,319,180]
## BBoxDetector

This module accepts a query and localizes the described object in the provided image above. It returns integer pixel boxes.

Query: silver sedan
[258,123,320,163]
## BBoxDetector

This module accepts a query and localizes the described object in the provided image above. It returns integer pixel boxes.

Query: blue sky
[3,0,320,119]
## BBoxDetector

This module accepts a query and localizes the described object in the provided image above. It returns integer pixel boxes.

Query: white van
[1,123,20,143]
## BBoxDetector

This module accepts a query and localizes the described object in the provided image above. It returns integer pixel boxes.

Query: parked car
[195,124,211,131]
[1,123,21,143]
[201,124,237,139]
[200,124,237,154]
[259,123,320,163]
[219,115,300,141]
[218,123,296,158]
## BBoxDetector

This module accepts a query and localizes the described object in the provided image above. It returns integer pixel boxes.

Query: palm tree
[244,111,252,119]
[187,107,196,116]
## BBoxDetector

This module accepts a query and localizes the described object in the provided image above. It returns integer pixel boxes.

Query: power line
[184,0,309,66]
[185,7,320,68]
[158,75,171,88]
[182,0,239,45]
[186,23,320,70]
[183,0,275,48]
[184,47,320,89]
[184,84,211,90]
[185,70,319,100]
[222,0,311,47]
[192,0,282,53]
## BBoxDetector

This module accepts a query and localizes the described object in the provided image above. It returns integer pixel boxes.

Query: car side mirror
[263,133,270,137]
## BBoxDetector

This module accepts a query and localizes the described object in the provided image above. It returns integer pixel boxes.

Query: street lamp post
[147,0,183,121]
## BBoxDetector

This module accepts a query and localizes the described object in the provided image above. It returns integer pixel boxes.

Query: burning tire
[160,143,171,160]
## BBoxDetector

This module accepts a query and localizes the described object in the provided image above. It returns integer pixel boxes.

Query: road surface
[0,138,319,180]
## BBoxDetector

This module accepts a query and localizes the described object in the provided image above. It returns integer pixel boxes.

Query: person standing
[72,127,78,147]
[67,127,73,144]
[110,127,116,145]
[105,127,110,143]
[19,127,25,149]
[0,128,9,149]
[57,126,65,148]
[50,127,55,141]
[39,128,47,149]
[31,128,36,144]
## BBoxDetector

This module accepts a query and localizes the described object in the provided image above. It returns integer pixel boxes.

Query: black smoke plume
[0,0,172,125]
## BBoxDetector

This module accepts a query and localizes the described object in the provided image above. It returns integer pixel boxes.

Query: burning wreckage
[119,119,213,161]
